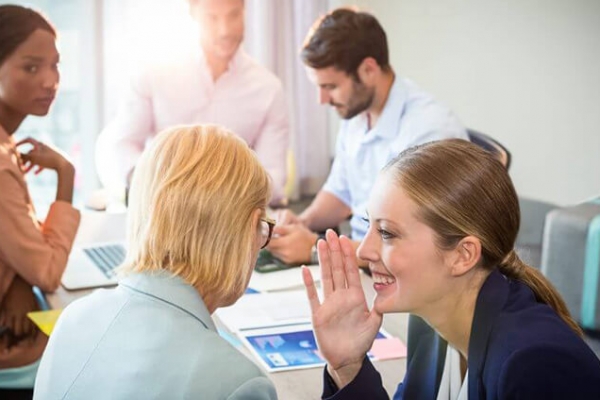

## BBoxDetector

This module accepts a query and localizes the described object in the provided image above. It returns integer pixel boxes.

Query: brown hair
[0,5,56,66]
[301,8,391,77]
[384,139,582,336]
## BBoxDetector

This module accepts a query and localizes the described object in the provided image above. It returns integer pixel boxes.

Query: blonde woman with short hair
[34,125,278,399]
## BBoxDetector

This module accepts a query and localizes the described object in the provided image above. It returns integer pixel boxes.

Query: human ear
[357,57,378,83]
[448,236,481,276]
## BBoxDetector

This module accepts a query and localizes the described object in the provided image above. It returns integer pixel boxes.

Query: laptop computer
[61,242,126,291]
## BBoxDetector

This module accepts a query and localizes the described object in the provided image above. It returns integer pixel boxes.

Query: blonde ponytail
[499,251,583,337]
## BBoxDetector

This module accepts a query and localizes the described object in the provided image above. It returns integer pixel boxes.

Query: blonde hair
[384,139,582,336]
[121,124,271,304]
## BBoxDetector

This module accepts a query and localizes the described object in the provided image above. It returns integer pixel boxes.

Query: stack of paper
[248,265,321,292]
[216,290,311,332]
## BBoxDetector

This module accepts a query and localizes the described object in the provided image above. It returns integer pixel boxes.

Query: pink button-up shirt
[96,48,289,200]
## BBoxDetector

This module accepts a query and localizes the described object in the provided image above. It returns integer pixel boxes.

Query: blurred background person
[267,8,467,266]
[95,0,289,204]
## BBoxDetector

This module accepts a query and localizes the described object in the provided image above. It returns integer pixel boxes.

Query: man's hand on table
[273,209,302,225]
[267,223,318,265]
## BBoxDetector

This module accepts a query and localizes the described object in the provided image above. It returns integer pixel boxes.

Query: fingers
[272,224,291,237]
[266,225,291,254]
[15,137,39,148]
[368,309,384,330]
[22,163,34,174]
[11,315,22,337]
[5,316,37,339]
[24,319,36,337]
[18,146,39,174]
[20,152,34,173]
[268,225,315,265]
[275,209,297,225]
[339,236,362,289]
[16,139,64,174]
[302,266,321,315]
[318,238,333,297]
[326,230,349,292]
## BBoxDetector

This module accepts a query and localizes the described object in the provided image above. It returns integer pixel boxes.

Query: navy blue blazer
[323,270,600,399]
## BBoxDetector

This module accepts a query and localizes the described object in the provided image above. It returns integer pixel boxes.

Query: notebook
[61,242,126,290]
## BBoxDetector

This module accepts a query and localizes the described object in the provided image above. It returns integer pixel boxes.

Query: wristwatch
[310,234,326,265]
[310,244,319,265]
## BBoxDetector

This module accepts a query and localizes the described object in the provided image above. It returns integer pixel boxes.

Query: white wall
[338,0,600,205]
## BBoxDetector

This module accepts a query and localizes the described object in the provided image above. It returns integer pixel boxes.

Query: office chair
[33,286,50,311]
[467,129,512,170]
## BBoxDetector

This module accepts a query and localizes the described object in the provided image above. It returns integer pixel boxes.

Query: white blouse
[436,345,469,400]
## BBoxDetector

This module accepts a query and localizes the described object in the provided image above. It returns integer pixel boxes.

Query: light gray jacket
[34,272,277,399]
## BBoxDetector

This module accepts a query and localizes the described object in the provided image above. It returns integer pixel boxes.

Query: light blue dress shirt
[33,272,277,400]
[322,77,468,240]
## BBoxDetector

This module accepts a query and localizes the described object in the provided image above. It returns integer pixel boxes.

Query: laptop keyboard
[83,244,126,279]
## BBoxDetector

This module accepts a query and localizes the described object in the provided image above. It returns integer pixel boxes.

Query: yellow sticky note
[27,309,63,336]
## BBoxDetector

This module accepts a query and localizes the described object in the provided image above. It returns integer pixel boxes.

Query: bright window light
[106,0,198,68]
[103,0,200,122]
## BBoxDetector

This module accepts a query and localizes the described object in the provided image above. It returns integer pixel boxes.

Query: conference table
[47,211,409,399]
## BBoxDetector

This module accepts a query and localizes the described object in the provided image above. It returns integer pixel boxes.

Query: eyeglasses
[260,217,276,249]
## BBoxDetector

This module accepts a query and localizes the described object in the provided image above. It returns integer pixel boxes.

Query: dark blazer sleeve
[498,344,600,400]
[322,357,389,400]
[320,315,448,400]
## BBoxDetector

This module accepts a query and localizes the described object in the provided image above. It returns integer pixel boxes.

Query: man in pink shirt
[96,0,289,201]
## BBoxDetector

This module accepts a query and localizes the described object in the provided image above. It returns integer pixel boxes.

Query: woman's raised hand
[16,137,75,203]
[16,137,73,175]
[302,230,382,389]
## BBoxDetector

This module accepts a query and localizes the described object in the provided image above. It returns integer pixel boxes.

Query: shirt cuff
[322,357,387,399]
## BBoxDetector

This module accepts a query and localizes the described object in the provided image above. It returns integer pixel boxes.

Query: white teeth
[372,273,395,285]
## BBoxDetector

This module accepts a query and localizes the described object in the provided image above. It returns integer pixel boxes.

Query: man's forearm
[299,191,351,232]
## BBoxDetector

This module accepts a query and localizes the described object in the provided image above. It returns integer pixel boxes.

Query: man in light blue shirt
[267,8,468,266]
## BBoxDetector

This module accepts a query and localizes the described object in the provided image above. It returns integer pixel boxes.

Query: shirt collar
[119,271,217,332]
[195,44,246,75]
[364,76,408,140]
